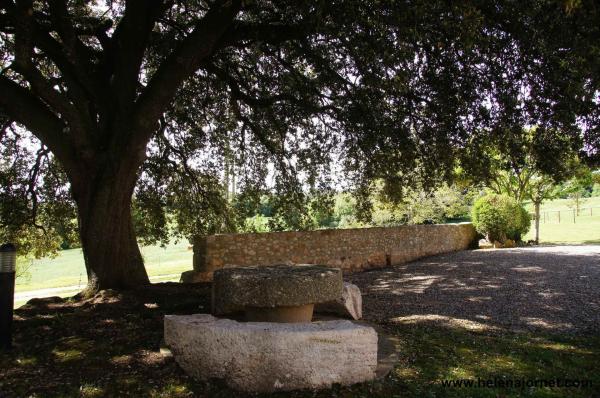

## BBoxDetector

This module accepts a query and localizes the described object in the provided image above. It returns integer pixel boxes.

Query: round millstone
[212,264,343,317]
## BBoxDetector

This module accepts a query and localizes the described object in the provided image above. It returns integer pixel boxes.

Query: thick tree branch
[108,0,169,110]
[12,0,94,152]
[0,75,79,173]
[133,0,242,142]
[46,0,97,70]
[4,2,104,129]
[32,28,100,118]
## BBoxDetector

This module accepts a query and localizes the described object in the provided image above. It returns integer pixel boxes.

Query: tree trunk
[534,201,541,245]
[72,161,150,295]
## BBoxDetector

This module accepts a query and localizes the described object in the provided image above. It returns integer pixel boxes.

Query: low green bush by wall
[471,194,530,243]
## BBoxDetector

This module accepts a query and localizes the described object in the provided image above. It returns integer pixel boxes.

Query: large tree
[1,0,599,293]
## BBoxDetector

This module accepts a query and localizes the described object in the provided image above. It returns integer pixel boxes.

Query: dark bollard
[0,243,16,351]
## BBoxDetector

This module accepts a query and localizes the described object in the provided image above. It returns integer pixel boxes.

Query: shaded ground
[1,246,599,397]
[349,245,600,335]
[13,273,182,308]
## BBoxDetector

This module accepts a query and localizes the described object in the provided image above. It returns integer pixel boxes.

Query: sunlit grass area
[524,196,600,212]
[15,240,192,293]
[523,196,600,244]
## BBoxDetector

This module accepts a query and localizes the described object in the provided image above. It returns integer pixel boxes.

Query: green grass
[523,196,600,244]
[524,195,600,212]
[15,240,193,293]
[379,324,600,398]
[4,302,599,398]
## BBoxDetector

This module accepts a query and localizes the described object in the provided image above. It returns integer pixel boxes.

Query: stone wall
[181,223,477,282]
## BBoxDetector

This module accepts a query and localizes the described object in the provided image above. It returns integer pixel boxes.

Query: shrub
[471,194,530,243]
[507,205,531,241]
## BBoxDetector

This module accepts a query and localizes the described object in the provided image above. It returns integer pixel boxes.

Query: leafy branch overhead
[0,0,599,290]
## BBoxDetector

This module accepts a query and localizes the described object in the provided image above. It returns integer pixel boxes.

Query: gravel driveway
[349,245,600,335]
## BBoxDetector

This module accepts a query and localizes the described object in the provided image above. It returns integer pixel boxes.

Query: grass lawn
[15,240,193,293]
[523,196,600,244]
[382,324,599,398]
[2,286,598,397]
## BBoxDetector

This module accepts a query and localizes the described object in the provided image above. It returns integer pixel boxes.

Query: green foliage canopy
[1,0,599,263]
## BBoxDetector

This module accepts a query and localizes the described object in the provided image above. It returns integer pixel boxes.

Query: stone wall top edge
[193,222,474,241]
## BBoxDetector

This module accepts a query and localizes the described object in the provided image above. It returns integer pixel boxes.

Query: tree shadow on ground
[379,321,600,398]
[2,285,598,398]
[349,246,600,335]
[1,284,217,398]
[2,247,600,397]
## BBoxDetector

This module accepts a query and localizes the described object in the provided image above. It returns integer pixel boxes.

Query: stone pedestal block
[164,314,378,392]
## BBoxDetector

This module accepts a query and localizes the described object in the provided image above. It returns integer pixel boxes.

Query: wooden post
[558,211,560,223]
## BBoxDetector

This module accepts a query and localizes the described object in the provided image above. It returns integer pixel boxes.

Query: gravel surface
[348,245,600,335]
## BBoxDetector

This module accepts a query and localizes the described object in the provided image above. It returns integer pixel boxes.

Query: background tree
[560,163,594,215]
[366,181,475,226]
[526,175,556,244]
[479,127,581,242]
[1,1,600,293]
[484,127,576,202]
[0,123,78,256]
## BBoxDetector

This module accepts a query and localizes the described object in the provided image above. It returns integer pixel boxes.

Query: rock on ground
[315,282,363,320]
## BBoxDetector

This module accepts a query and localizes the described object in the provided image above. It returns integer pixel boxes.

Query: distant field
[15,240,193,293]
[524,195,600,212]
[523,196,600,244]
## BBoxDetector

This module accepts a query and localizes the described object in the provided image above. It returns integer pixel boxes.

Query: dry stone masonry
[181,222,477,283]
